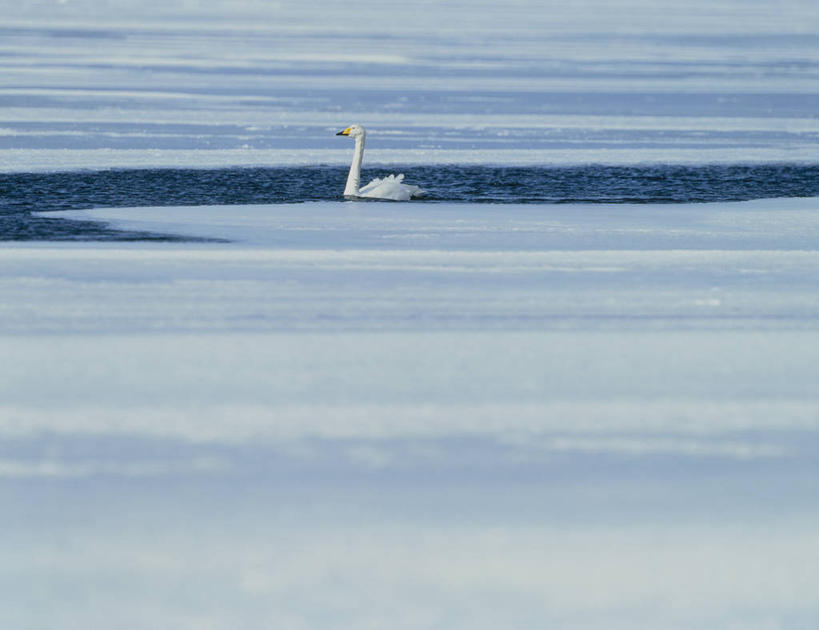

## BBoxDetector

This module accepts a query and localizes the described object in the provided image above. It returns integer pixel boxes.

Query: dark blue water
[2,164,818,240]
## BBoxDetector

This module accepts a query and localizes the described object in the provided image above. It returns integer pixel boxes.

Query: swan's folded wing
[359,174,424,201]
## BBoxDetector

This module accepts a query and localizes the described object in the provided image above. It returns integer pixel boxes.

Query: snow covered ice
[3,0,819,170]
[5,197,819,629]
[2,1,819,629]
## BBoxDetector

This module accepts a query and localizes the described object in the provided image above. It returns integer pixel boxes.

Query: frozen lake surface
[3,197,819,629]
[2,0,819,629]
[3,0,819,171]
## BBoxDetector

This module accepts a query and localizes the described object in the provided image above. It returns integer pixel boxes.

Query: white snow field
[2,197,819,629]
[2,0,819,170]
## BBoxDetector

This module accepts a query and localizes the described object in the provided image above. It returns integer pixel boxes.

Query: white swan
[336,124,424,201]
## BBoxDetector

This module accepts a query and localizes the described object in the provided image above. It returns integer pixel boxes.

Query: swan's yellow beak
[336,127,351,136]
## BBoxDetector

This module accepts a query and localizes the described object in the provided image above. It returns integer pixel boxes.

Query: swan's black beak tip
[335,131,346,136]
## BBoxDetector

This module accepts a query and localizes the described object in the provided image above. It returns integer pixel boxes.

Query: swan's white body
[336,125,424,201]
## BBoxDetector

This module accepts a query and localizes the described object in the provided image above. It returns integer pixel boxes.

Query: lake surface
[3,163,819,240]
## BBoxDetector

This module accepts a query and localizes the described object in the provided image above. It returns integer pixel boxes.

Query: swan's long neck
[344,134,365,196]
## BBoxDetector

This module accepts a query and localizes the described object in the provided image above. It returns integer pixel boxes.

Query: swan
[336,124,424,201]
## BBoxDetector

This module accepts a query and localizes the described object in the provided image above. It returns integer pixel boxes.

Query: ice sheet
[2,0,819,170]
[4,1,819,627]
[3,198,818,628]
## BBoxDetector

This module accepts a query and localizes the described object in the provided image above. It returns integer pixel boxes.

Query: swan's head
[336,124,366,139]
